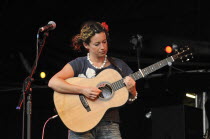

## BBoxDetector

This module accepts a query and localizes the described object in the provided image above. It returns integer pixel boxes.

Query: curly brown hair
[71,21,109,51]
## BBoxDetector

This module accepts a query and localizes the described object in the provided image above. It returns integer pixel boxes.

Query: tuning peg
[190,53,194,59]
[179,56,183,62]
[187,53,193,60]
[174,49,179,53]
[186,58,190,61]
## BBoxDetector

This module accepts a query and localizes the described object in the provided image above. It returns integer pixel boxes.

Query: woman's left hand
[123,76,137,97]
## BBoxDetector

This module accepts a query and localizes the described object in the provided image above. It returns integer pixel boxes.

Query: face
[84,32,108,58]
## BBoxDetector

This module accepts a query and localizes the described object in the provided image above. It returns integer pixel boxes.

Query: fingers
[124,76,132,83]
[123,76,136,93]
[89,94,98,100]
[124,76,135,86]
[88,88,101,100]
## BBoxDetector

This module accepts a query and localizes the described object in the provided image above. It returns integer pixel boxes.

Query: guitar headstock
[173,46,193,62]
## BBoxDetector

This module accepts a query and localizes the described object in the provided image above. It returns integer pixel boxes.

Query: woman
[48,21,138,139]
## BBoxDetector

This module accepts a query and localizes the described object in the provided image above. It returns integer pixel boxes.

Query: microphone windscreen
[48,21,56,30]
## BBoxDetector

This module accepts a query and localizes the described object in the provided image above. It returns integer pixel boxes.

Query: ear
[83,42,89,49]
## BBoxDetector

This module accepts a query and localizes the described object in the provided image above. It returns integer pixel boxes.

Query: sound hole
[98,82,113,100]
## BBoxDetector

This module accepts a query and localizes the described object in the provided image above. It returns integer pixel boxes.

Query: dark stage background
[1,0,210,139]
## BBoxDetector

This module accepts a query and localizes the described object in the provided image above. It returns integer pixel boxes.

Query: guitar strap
[108,56,126,78]
[108,56,132,101]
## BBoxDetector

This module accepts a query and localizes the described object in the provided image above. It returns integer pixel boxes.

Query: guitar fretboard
[134,56,174,80]
[110,56,174,92]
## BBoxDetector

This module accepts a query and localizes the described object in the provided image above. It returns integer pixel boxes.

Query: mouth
[99,51,106,55]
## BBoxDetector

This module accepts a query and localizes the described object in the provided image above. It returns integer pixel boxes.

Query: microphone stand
[136,35,142,69]
[16,31,49,139]
[131,34,143,69]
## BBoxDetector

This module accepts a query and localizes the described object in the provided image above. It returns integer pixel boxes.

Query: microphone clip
[130,34,143,50]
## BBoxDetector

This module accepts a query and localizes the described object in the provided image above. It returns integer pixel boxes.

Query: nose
[100,43,106,49]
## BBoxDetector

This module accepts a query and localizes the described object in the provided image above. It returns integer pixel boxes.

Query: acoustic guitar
[53,47,192,132]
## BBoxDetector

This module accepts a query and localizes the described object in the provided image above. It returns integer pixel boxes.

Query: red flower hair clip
[101,22,109,31]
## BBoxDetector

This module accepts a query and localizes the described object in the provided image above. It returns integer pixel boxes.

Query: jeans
[68,121,122,139]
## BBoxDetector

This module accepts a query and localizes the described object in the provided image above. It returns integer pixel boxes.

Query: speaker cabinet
[152,105,203,139]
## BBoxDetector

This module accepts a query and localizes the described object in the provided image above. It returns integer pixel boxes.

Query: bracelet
[128,91,138,102]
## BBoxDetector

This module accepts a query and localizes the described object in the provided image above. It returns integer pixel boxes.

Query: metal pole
[203,92,209,135]
[27,94,32,139]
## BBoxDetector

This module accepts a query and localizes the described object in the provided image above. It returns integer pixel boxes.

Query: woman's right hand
[81,87,101,100]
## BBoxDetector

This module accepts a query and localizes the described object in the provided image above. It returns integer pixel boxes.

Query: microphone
[39,21,56,32]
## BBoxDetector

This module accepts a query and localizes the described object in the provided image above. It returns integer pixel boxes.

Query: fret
[149,65,155,72]
[110,83,117,92]
[143,68,149,76]
[112,79,125,91]
[137,71,142,79]
[119,79,125,88]
[142,59,169,77]
[115,81,120,91]
[147,65,152,73]
[130,74,136,80]
[128,70,143,81]
[135,71,141,80]
[130,74,134,80]
[138,69,144,78]
[111,82,117,92]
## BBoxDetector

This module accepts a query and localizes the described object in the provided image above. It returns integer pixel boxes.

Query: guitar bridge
[79,95,91,112]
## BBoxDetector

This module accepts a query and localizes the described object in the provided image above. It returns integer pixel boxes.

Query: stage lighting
[186,93,196,99]
[164,46,173,54]
[40,71,46,79]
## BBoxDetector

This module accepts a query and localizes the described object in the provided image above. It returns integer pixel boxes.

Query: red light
[165,46,173,54]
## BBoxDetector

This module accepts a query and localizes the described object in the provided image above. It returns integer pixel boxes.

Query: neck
[88,53,105,62]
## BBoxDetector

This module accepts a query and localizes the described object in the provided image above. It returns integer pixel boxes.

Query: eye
[94,43,100,46]
[102,40,107,44]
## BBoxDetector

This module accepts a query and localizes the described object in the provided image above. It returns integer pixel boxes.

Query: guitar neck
[132,55,174,80]
[110,56,174,92]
